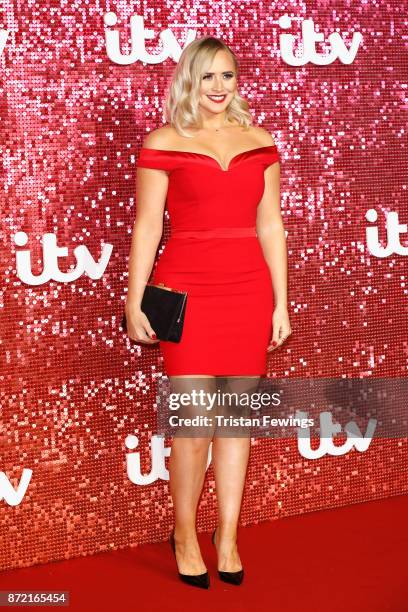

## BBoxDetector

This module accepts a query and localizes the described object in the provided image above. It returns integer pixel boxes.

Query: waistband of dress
[170,226,257,239]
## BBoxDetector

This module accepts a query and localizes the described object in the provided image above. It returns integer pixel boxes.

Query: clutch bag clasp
[150,282,185,294]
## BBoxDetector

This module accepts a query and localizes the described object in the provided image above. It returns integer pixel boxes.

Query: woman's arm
[256,161,287,309]
[255,131,292,350]
[125,131,169,342]
[126,168,167,307]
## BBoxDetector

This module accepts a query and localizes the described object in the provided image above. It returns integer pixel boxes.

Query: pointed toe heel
[212,527,244,586]
[169,529,210,589]
[218,568,244,585]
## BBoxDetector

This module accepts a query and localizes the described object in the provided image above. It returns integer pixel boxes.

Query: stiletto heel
[169,528,210,589]
[212,527,244,585]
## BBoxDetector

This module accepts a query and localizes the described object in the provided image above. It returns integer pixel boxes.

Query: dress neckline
[140,144,277,172]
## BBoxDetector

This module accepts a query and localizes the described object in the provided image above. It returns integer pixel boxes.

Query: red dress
[136,144,280,376]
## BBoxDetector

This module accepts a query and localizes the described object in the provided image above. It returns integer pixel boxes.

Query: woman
[125,35,291,589]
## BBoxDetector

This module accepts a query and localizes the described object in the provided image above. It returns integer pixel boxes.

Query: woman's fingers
[131,325,159,344]
[267,324,292,352]
[124,307,159,344]
[267,338,278,352]
[139,314,159,343]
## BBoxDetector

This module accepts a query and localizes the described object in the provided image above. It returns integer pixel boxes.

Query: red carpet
[1,494,407,612]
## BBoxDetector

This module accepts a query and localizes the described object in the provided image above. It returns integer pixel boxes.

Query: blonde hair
[164,36,253,138]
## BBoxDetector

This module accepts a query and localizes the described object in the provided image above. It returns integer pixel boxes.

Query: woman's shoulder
[141,124,178,150]
[247,125,276,147]
[140,123,276,150]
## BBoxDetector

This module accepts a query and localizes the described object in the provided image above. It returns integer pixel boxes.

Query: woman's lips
[207,94,227,104]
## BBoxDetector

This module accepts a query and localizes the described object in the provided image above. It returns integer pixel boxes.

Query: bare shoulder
[142,124,179,149]
[248,125,276,147]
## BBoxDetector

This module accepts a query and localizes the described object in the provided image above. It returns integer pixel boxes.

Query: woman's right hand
[124,304,159,344]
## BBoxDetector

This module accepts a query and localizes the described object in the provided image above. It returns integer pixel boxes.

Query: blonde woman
[125,35,291,588]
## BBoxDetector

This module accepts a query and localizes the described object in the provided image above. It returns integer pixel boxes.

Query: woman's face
[198,50,237,116]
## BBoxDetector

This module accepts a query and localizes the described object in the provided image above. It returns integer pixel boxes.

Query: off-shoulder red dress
[136,145,280,376]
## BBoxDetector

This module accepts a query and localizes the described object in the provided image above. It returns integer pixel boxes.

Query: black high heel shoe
[212,527,244,586]
[169,528,210,589]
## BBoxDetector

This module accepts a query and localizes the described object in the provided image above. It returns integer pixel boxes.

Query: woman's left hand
[267,305,292,352]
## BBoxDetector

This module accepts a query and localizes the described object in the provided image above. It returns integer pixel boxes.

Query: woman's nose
[213,77,223,90]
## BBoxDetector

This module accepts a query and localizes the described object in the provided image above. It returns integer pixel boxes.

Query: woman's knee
[172,436,212,455]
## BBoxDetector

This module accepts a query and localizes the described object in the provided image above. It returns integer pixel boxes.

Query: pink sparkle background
[0,1,407,570]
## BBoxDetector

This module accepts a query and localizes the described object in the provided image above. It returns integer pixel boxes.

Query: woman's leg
[211,375,261,572]
[168,374,217,575]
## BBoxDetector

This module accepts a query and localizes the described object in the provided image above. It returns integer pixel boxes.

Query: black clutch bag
[121,282,188,343]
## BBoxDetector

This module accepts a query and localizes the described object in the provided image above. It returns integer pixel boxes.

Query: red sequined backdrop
[0,2,407,571]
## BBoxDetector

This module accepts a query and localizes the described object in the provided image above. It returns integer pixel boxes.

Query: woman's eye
[203,73,234,80]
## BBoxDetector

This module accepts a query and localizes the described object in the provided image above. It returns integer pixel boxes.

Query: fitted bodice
[136,145,280,231]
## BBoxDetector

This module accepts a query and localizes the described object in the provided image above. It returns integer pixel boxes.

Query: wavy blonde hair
[164,36,253,138]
